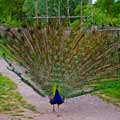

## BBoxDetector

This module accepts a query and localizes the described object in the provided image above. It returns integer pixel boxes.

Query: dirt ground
[0,59,120,120]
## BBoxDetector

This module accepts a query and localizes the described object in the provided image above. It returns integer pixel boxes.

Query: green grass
[93,80,120,106]
[0,73,36,114]
[0,47,6,58]
[0,46,10,59]
[100,86,120,99]
[97,80,120,98]
[0,39,12,59]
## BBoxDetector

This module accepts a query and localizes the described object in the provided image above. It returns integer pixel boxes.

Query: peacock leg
[53,105,56,112]
[57,104,60,109]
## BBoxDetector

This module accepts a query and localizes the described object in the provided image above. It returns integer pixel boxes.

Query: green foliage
[94,0,120,25]
[111,1,120,17]
[72,4,113,27]
[0,0,120,27]
[0,15,22,27]
[95,0,120,18]
[0,0,25,27]
[23,0,81,17]
[72,0,120,27]
[111,16,120,26]
[95,0,114,14]
[92,7,112,26]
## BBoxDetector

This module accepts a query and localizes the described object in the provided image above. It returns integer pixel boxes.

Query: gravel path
[0,59,120,120]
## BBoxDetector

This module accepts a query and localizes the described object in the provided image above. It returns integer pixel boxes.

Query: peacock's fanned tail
[0,22,120,98]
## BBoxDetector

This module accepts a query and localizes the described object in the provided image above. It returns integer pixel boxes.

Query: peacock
[49,85,64,112]
[0,21,120,111]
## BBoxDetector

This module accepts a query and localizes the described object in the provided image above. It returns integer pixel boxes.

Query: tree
[95,0,120,18]
[0,0,25,26]
[111,1,120,17]
[71,3,112,27]
[95,0,114,13]
[71,0,120,27]
[23,0,81,17]
[94,0,120,25]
